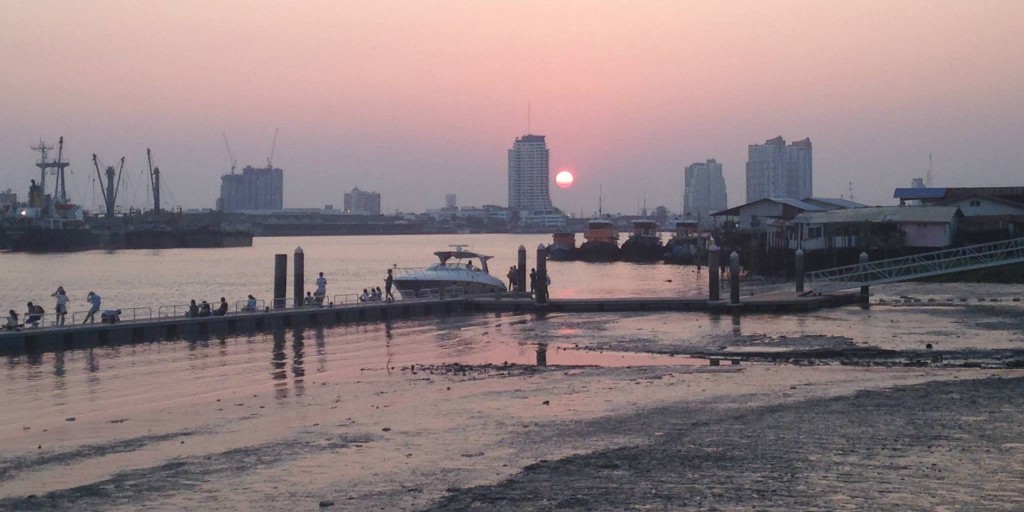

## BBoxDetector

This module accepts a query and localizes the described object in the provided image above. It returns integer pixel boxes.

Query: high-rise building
[684,159,728,219]
[745,136,812,202]
[507,134,552,211]
[445,193,457,210]
[344,187,381,215]
[219,165,284,212]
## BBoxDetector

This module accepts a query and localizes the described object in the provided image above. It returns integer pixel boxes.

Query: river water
[3,234,1024,509]
[0,234,708,315]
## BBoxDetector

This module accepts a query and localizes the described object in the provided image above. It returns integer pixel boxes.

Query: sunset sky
[1,1,1021,215]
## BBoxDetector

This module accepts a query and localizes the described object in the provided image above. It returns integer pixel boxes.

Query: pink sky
[1,1,1022,215]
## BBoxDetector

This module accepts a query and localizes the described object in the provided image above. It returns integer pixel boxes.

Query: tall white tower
[507,134,552,211]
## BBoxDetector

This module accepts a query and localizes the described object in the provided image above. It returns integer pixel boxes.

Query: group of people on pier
[3,287,117,331]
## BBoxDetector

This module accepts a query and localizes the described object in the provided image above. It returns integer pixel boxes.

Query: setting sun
[555,169,575,189]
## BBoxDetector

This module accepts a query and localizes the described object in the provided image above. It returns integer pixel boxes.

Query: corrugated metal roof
[802,197,868,209]
[894,188,947,199]
[791,206,960,224]
[712,197,823,216]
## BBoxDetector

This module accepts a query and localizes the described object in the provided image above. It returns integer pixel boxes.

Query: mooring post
[708,243,720,301]
[274,254,287,309]
[535,244,548,304]
[293,246,304,307]
[517,245,527,293]
[536,343,548,366]
[859,251,870,304]
[730,251,741,305]
[795,248,805,293]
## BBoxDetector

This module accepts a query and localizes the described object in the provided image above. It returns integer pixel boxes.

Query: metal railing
[806,236,1024,293]
[71,306,151,325]
[235,299,266,312]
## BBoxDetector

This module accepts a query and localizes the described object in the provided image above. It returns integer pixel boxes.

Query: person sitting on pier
[83,292,101,324]
[100,309,121,324]
[360,289,370,302]
[25,302,44,328]
[187,299,199,318]
[4,310,19,331]
[304,291,315,306]
[198,301,212,317]
[214,298,228,317]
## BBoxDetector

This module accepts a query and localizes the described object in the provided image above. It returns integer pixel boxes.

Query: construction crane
[266,127,279,169]
[147,148,160,213]
[93,154,124,219]
[222,132,237,174]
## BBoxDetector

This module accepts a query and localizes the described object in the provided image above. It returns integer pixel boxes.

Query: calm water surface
[0,234,707,314]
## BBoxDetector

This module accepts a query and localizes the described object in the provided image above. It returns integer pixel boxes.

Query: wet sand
[1,282,1023,510]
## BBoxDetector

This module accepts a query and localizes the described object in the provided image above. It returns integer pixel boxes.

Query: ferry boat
[578,218,620,262]
[663,218,709,265]
[546,231,578,261]
[393,246,507,299]
[619,219,663,262]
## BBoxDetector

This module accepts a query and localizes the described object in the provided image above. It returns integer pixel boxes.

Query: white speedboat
[393,246,507,299]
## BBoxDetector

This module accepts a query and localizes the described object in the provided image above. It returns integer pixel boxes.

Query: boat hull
[546,243,578,261]
[394,277,505,299]
[578,241,620,262]
[620,235,663,263]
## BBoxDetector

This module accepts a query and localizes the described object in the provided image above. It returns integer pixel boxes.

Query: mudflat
[1,282,1023,510]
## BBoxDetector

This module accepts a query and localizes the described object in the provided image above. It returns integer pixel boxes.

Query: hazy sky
[2,1,1022,215]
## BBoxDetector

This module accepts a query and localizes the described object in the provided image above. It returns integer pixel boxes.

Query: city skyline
[1,2,1021,215]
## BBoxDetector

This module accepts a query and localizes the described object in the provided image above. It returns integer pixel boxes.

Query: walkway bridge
[806,236,1024,293]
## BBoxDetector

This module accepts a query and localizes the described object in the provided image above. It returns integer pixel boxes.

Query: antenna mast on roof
[848,181,855,202]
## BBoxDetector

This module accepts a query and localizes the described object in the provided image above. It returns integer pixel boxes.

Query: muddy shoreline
[1,283,1023,510]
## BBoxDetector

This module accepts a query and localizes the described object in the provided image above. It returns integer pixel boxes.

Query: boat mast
[31,138,53,215]
[53,137,69,205]
[93,154,125,219]
[147,148,160,213]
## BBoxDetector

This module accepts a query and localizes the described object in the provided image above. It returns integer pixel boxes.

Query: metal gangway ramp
[806,236,1024,293]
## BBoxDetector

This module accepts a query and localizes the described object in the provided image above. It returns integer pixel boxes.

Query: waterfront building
[684,159,728,225]
[773,206,961,252]
[746,137,813,202]
[343,187,382,215]
[218,165,284,212]
[0,189,16,214]
[508,134,553,212]
[445,193,457,210]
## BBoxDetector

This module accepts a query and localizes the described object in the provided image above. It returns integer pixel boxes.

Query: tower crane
[222,132,237,174]
[267,127,279,169]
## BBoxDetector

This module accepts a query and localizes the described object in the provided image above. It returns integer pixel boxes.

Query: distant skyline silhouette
[1,1,1021,215]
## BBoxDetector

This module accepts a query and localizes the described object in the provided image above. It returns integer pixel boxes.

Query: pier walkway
[0,291,857,356]
[806,236,1024,293]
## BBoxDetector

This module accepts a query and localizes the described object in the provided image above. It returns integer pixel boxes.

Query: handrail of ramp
[806,236,1024,293]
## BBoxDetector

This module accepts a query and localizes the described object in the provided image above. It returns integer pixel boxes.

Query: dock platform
[0,291,858,356]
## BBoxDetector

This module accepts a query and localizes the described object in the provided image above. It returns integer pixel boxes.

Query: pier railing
[806,236,1024,293]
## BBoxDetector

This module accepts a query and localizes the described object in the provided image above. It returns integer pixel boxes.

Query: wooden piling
[730,251,740,305]
[294,246,304,307]
[274,254,287,309]
[795,249,805,293]
[859,251,870,304]
[536,244,548,304]
[517,245,527,293]
[708,244,720,301]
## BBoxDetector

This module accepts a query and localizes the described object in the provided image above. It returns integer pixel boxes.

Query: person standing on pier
[385,268,394,302]
[52,286,68,326]
[507,266,516,291]
[83,292,101,324]
[315,272,327,305]
[529,268,537,293]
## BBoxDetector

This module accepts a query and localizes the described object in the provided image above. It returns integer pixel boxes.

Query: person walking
[385,268,394,302]
[83,291,101,324]
[52,286,68,326]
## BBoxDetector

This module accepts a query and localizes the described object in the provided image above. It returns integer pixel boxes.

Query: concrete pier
[0,291,860,357]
